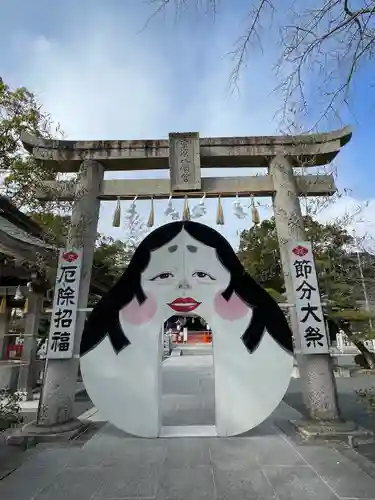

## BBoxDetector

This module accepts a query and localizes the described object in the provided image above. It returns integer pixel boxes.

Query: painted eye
[192,271,215,280]
[150,272,174,281]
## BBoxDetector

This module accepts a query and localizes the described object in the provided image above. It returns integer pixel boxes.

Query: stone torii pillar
[37,160,104,429]
[269,155,340,420]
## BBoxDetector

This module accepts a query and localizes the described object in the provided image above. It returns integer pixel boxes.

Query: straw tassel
[182,196,190,221]
[23,298,29,314]
[14,285,24,300]
[251,195,260,225]
[216,196,224,225]
[147,197,155,227]
[112,197,121,227]
[0,296,6,314]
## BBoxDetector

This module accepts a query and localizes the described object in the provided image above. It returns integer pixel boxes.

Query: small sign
[46,249,83,359]
[288,241,329,354]
[169,132,201,191]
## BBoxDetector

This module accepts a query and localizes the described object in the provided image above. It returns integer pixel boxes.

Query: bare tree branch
[147,0,375,129]
[228,0,274,89]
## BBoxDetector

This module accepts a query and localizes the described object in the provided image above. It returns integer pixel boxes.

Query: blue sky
[1,0,374,245]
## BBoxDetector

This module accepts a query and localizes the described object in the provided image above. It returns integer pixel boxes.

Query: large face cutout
[138,232,234,320]
[80,221,294,438]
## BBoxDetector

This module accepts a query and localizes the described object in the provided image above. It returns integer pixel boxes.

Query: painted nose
[177,277,191,290]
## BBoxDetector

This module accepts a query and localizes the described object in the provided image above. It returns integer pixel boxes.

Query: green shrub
[0,389,23,429]
[356,387,375,415]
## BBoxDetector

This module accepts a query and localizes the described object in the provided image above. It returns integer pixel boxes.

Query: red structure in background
[187,331,212,344]
[166,315,212,344]
[6,342,23,359]
[172,331,212,344]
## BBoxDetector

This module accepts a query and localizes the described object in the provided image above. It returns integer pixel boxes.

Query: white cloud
[3,2,374,250]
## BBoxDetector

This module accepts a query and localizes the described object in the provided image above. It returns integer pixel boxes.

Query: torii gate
[21,127,351,431]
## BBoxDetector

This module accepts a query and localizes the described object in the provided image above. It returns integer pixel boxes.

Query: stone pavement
[0,383,94,481]
[2,353,375,499]
[162,353,215,426]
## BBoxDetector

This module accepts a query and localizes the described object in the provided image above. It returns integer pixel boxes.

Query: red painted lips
[168,297,201,313]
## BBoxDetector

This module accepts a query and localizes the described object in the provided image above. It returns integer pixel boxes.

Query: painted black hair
[80,221,293,356]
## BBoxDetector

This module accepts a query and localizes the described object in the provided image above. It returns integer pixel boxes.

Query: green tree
[238,215,375,367]
[0,77,63,212]
[237,218,283,293]
[0,78,136,283]
[30,212,70,245]
[92,235,133,282]
[238,215,355,298]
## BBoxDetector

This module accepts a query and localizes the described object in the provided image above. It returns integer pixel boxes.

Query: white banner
[288,241,329,354]
[46,249,83,359]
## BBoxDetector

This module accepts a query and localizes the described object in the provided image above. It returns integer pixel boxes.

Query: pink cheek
[119,295,157,325]
[214,291,249,321]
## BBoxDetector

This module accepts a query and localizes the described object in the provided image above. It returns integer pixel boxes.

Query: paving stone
[156,464,215,500]
[240,419,279,437]
[210,434,305,468]
[84,429,159,452]
[62,449,122,468]
[82,423,131,450]
[209,438,258,470]
[109,435,164,453]
[34,467,104,500]
[213,465,278,500]
[0,445,35,480]
[162,373,200,395]
[162,355,215,427]
[163,408,215,426]
[93,464,160,499]
[0,460,60,500]
[262,465,339,500]
[4,355,375,500]
[162,394,214,409]
[251,435,306,466]
[78,438,167,469]
[164,438,211,469]
[24,448,82,468]
[355,443,375,464]
[297,445,375,499]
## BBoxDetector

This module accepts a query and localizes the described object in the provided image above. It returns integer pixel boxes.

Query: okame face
[119,228,250,329]
[80,221,294,438]
[140,230,231,320]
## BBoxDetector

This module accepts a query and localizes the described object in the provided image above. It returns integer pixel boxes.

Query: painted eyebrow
[187,245,198,253]
[168,245,178,253]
